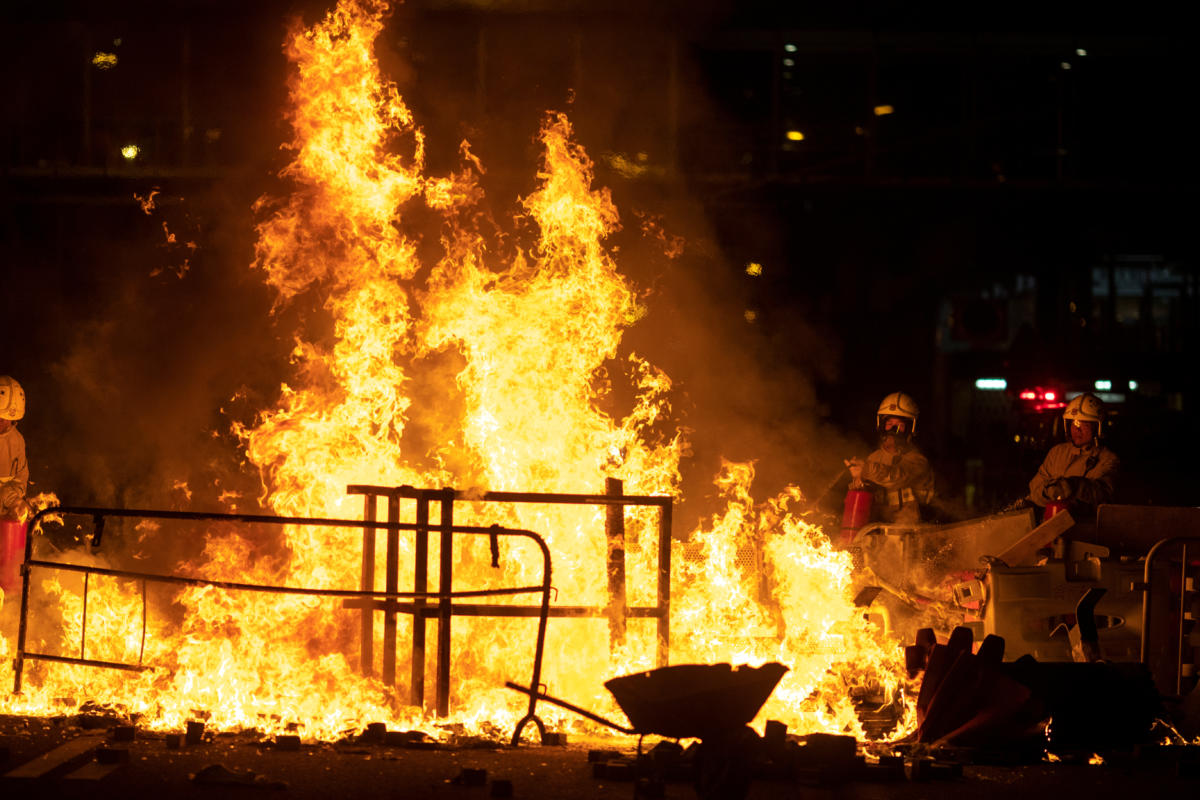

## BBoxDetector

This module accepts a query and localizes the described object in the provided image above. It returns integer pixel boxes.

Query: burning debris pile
[0,0,910,743]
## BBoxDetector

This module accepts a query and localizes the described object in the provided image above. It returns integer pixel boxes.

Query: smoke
[3,3,871,569]
[374,7,869,534]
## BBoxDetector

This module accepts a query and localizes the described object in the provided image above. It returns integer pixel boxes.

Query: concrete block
[110,725,136,742]
[274,735,301,751]
[185,721,205,745]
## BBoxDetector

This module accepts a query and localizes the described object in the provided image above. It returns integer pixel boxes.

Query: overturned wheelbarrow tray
[507,662,788,741]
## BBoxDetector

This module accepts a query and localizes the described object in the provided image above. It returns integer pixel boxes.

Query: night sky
[2,0,1195,524]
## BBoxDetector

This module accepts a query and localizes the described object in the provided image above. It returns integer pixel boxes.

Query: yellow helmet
[0,376,24,421]
[1063,392,1104,437]
[876,391,919,435]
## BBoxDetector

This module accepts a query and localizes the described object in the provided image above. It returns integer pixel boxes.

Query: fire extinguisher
[1043,500,1067,522]
[840,488,872,546]
[0,518,27,593]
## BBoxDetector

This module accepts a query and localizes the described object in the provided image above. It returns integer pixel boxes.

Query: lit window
[744,309,758,323]
[92,52,118,69]
[782,58,795,67]
[974,378,1007,391]
[873,105,894,116]
[784,43,797,53]
[1128,380,1139,391]
[1094,380,1112,391]
[121,144,140,160]
[1060,61,1072,70]
[1075,48,1087,57]
[745,262,763,277]
[785,130,805,142]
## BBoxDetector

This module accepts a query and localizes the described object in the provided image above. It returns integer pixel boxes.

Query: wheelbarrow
[507,662,787,799]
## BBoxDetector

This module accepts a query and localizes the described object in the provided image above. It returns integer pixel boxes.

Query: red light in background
[1018,386,1065,409]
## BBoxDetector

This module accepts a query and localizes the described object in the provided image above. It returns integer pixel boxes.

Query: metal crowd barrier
[11,505,553,743]
[341,480,673,726]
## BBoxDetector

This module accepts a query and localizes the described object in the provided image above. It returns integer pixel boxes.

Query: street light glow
[121,144,140,160]
[91,52,118,69]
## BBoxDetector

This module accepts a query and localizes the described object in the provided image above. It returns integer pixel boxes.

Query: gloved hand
[1047,478,1075,502]
[844,458,864,488]
[0,481,23,514]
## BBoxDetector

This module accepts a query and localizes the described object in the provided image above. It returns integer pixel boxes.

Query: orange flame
[1,0,912,741]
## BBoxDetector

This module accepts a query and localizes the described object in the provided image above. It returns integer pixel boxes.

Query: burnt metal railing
[1138,536,1200,695]
[342,480,673,717]
[11,505,553,742]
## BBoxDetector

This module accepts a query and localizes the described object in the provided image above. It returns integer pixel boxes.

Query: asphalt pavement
[2,713,1199,800]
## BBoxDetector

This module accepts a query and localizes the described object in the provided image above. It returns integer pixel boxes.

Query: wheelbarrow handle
[504,681,637,735]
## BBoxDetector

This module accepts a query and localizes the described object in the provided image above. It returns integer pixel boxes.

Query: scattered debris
[360,722,387,743]
[905,625,1162,751]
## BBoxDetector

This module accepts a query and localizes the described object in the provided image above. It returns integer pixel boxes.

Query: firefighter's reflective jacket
[861,445,935,525]
[1028,440,1119,513]
[0,424,29,515]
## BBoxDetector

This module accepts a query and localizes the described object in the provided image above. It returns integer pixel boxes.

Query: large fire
[1,0,911,741]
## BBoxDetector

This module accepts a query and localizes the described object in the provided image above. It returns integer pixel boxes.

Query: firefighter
[845,392,935,526]
[1025,392,1118,520]
[0,376,29,521]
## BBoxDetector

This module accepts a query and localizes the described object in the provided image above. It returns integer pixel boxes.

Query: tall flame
[1,0,910,740]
